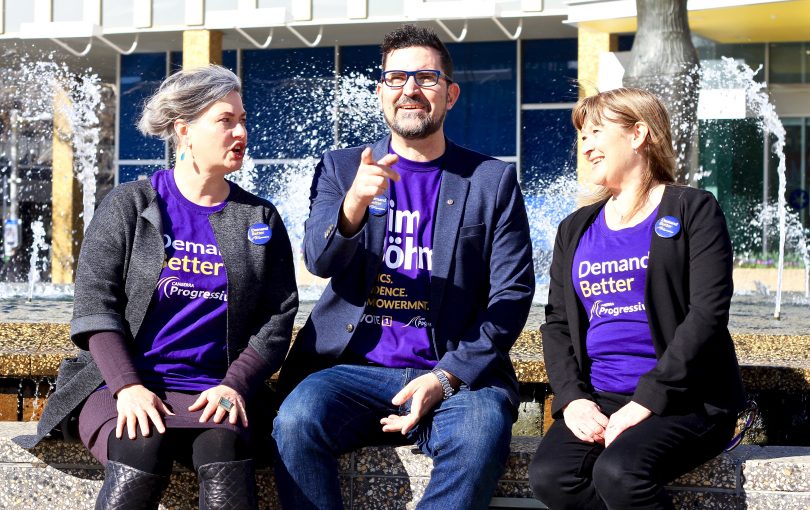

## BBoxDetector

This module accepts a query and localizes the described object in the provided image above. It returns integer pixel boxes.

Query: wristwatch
[431,368,456,400]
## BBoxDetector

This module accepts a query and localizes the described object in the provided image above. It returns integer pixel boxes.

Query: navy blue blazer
[280,136,535,409]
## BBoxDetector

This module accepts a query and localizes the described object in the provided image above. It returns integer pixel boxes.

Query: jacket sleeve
[540,216,593,417]
[70,187,134,350]
[245,208,299,376]
[434,165,535,388]
[302,150,367,278]
[632,192,734,415]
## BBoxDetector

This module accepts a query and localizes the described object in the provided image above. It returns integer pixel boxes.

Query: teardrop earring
[179,150,186,161]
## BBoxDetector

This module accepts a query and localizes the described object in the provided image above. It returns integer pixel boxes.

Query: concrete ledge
[2,422,810,509]
[3,322,810,391]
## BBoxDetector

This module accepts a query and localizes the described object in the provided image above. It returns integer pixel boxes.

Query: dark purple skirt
[78,388,246,465]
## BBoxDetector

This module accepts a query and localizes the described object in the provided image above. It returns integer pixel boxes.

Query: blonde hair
[572,87,676,217]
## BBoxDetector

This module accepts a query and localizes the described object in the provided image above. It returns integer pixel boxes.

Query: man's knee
[273,384,328,446]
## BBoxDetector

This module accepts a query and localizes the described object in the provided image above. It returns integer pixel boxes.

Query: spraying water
[700,57,790,318]
[26,220,47,301]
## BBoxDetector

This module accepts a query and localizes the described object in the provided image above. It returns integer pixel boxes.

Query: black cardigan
[541,184,746,419]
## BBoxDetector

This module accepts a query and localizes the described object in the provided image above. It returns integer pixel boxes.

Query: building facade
[0,0,808,279]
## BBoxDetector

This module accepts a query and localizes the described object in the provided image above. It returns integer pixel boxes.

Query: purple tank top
[133,169,231,392]
[348,151,443,369]
[572,206,658,394]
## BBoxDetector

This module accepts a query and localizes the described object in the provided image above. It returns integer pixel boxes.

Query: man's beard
[385,100,446,140]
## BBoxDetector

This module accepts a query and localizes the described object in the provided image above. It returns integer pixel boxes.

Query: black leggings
[529,392,736,510]
[106,427,249,476]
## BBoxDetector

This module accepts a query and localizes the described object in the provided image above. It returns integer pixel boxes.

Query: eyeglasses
[724,399,758,451]
[381,69,452,88]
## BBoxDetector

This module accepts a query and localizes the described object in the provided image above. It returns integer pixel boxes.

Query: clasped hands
[114,383,246,440]
[563,399,652,447]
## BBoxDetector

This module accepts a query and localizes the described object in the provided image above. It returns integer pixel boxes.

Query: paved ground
[0,291,807,335]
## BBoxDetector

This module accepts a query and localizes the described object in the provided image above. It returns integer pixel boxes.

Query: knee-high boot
[95,460,170,510]
[197,459,258,510]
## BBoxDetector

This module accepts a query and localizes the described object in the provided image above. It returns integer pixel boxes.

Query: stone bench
[4,422,810,509]
[3,322,810,443]
[3,320,810,507]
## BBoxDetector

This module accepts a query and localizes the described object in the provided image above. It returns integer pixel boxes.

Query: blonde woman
[530,88,745,509]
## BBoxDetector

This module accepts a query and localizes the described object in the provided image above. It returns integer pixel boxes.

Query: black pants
[529,392,736,510]
[107,427,249,476]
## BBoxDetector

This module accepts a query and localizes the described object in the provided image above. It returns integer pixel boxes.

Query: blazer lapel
[429,164,469,324]
[365,137,393,287]
[565,201,605,362]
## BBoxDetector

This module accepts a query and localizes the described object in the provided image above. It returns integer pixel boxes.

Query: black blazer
[542,184,746,419]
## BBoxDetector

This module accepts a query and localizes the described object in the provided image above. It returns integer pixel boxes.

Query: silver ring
[218,397,234,412]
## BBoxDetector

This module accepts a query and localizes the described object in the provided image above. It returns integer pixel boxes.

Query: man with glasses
[272,24,534,509]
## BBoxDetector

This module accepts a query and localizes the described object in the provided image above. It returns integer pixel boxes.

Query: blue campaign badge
[655,216,681,238]
[368,195,388,216]
[248,223,272,245]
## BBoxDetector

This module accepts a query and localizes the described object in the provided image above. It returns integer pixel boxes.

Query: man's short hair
[381,24,454,79]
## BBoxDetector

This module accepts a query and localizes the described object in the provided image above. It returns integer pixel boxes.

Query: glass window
[444,41,517,157]
[780,118,809,229]
[152,0,185,26]
[617,34,634,52]
[313,0,346,18]
[242,47,336,159]
[118,165,162,184]
[223,50,238,74]
[102,0,134,27]
[521,109,576,184]
[769,43,807,84]
[4,1,35,32]
[206,0,239,10]
[119,53,167,161]
[258,0,292,8]
[337,45,386,148]
[369,0,404,17]
[522,39,578,104]
[698,118,765,257]
[53,0,84,22]
[697,41,766,82]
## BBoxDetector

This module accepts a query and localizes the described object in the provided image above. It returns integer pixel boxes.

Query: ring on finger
[218,396,234,412]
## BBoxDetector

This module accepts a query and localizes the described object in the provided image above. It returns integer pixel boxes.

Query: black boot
[197,459,258,510]
[95,460,170,510]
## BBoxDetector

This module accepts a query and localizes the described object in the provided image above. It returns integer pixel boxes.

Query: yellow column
[51,87,82,284]
[576,27,618,183]
[183,30,223,69]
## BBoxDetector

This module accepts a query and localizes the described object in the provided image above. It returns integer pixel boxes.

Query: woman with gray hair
[20,65,298,509]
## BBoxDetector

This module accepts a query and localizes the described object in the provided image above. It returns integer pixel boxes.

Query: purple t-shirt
[348,152,443,369]
[133,169,231,392]
[572,206,658,394]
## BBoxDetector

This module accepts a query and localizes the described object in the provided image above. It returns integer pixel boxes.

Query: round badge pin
[368,195,388,216]
[248,223,272,245]
[654,216,681,238]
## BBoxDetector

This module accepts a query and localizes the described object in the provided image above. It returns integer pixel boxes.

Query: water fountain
[0,50,805,315]
[699,57,806,316]
[0,53,108,298]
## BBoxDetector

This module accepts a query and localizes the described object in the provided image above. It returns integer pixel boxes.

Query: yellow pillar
[576,27,618,183]
[183,30,223,69]
[51,88,82,284]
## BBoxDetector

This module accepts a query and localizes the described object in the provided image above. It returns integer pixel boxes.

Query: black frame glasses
[380,69,452,88]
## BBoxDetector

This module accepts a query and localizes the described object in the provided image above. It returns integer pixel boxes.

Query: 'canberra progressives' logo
[158,276,181,298]
[590,300,646,320]
[402,316,431,328]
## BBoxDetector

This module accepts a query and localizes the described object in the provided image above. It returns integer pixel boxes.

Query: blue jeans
[272,364,513,510]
